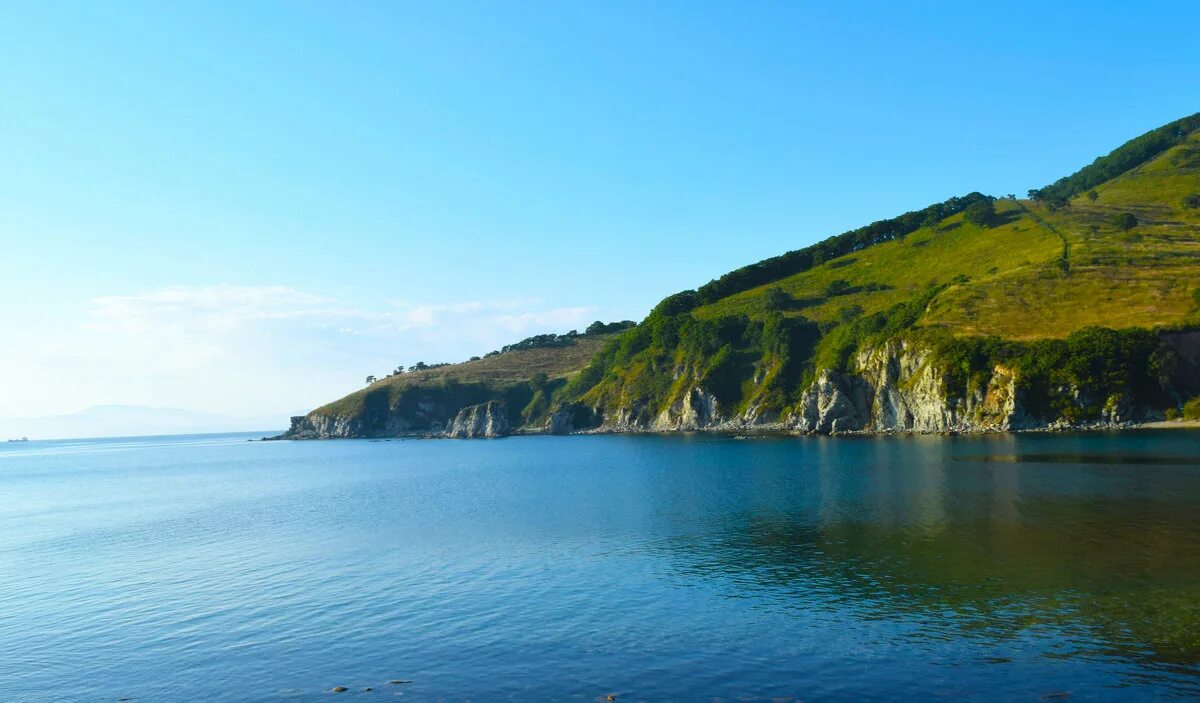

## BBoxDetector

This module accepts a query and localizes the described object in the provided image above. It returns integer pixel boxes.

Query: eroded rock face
[654,387,719,430]
[546,403,598,434]
[280,411,417,439]
[856,341,956,432]
[794,370,873,433]
[971,365,1033,430]
[840,341,1033,433]
[609,339,1035,435]
[282,330,1182,439]
[600,402,655,432]
[282,414,362,439]
[443,401,510,439]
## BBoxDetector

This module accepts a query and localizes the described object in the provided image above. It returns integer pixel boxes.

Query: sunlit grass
[694,134,1200,340]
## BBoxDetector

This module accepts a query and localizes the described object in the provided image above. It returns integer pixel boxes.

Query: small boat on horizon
[6,437,28,442]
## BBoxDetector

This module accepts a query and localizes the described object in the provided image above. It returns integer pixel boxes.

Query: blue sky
[2,1,1198,425]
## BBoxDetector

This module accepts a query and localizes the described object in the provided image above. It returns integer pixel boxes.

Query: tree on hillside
[365,375,376,385]
[838,304,864,323]
[585,320,637,335]
[1183,193,1200,209]
[1030,188,1068,211]
[824,279,852,297]
[1087,190,1099,202]
[1113,212,1138,231]
[1032,113,1200,203]
[762,287,792,311]
[963,199,998,227]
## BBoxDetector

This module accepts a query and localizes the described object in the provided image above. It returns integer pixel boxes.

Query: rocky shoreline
[275,333,1199,440]
[268,414,1200,441]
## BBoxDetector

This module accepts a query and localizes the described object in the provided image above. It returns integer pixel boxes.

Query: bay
[1,431,1198,701]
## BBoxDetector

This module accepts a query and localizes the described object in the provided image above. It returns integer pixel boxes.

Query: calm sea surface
[1,431,1199,702]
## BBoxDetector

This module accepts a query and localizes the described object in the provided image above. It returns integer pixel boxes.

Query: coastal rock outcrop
[279,330,1188,440]
[856,340,957,431]
[282,411,419,439]
[653,386,719,430]
[848,340,1030,433]
[590,339,1034,435]
[443,401,510,439]
[283,413,362,439]
[545,403,598,434]
[793,369,873,433]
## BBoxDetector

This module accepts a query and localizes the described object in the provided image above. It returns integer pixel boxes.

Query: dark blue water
[2,431,1199,702]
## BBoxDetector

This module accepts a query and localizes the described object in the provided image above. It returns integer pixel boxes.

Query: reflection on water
[0,431,1198,701]
[969,453,1200,465]
[665,434,1200,680]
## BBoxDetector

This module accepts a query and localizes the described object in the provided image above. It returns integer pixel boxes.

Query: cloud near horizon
[2,284,599,421]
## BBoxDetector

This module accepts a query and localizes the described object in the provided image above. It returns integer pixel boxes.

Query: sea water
[1,431,1198,701]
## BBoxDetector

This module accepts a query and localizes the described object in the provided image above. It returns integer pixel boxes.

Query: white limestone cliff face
[443,401,510,439]
[793,370,873,433]
[282,331,1187,440]
[283,413,363,439]
[653,387,720,430]
[591,339,1032,434]
[855,340,956,431]
[791,341,1030,433]
[282,411,419,439]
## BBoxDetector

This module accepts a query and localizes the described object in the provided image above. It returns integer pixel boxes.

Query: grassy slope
[927,131,1200,337]
[564,118,1200,424]
[314,334,615,418]
[303,117,1199,429]
[692,131,1200,339]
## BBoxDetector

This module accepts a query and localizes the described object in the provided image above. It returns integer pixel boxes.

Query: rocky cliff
[278,115,1200,441]
[444,401,511,438]
[577,338,1021,434]
[280,331,1195,439]
[790,341,1029,434]
[576,333,1192,435]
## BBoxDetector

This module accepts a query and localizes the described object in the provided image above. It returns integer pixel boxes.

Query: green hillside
[287,113,1200,437]
[694,124,1200,338]
[561,113,1200,426]
[310,332,618,430]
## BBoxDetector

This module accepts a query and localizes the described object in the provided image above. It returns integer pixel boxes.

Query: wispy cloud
[1,284,600,421]
[89,285,332,327]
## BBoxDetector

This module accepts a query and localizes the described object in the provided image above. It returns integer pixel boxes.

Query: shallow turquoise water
[1,431,1199,701]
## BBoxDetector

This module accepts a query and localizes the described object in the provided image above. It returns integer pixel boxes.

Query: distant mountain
[285,113,1200,438]
[0,405,287,440]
